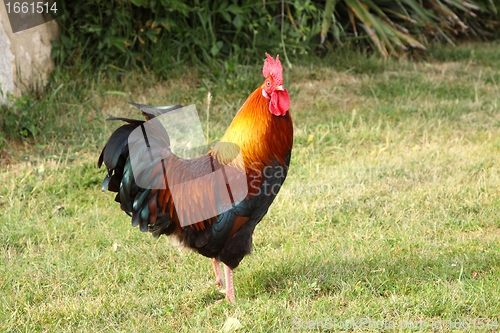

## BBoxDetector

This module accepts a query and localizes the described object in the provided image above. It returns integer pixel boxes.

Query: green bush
[52,0,500,75]
[53,0,320,75]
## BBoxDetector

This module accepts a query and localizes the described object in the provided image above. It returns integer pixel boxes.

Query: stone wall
[0,4,59,105]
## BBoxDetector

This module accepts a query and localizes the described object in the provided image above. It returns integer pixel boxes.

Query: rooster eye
[266,81,271,86]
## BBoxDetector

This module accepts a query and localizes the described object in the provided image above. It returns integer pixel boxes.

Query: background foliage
[52,0,500,75]
[52,0,318,75]
[2,0,500,148]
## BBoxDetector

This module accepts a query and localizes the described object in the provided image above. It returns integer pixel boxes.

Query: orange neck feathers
[212,85,293,171]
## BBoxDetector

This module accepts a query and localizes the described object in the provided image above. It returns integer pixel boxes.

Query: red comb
[262,53,283,85]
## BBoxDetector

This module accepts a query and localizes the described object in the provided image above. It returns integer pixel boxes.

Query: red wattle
[269,89,290,116]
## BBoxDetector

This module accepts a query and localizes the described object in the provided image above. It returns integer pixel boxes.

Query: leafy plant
[320,0,500,57]
[51,0,500,73]
[0,93,39,141]
[53,0,321,75]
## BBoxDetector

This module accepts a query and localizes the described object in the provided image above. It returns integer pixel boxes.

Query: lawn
[1,43,500,332]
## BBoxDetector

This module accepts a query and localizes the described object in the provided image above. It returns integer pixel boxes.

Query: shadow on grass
[239,247,499,314]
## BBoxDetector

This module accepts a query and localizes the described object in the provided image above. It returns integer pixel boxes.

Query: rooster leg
[223,263,235,304]
[211,258,225,290]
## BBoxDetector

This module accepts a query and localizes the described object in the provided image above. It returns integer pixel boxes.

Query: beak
[276,85,285,91]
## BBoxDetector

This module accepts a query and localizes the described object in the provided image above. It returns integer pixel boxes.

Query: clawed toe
[215,280,224,289]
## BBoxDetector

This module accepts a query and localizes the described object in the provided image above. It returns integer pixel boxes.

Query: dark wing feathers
[128,102,183,120]
[209,210,236,250]
[105,117,144,125]
[133,189,151,211]
[101,124,136,169]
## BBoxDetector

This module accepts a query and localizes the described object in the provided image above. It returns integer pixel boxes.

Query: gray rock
[0,4,59,105]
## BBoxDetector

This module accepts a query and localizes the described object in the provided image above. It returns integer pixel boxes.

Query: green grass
[2,43,500,331]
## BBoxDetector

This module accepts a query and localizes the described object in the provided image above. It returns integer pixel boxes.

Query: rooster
[98,54,293,303]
